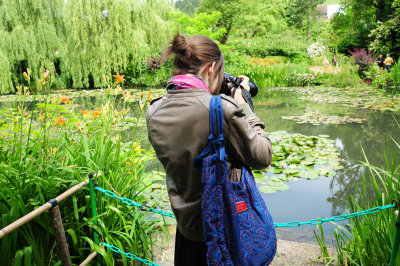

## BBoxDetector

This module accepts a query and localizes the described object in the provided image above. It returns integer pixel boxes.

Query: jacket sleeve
[223,100,273,170]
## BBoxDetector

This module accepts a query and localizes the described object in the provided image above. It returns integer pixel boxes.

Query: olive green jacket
[146,88,272,241]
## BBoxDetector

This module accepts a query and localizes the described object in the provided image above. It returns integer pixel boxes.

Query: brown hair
[162,34,225,90]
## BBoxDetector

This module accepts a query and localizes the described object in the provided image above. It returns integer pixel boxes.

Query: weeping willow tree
[0,0,174,94]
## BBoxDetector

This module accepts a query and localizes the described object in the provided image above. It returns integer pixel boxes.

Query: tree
[0,0,175,94]
[285,0,324,43]
[330,0,395,53]
[198,0,289,44]
[369,0,400,58]
[175,0,200,17]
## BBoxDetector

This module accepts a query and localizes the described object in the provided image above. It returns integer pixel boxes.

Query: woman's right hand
[231,75,250,104]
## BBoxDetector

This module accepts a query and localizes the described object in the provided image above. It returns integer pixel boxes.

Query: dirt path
[153,226,334,265]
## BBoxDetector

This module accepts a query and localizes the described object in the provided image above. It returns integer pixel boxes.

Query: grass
[314,136,400,265]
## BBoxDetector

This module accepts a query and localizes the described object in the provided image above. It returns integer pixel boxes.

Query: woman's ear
[208,62,216,77]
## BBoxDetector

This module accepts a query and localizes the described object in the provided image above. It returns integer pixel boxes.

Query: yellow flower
[43,70,50,80]
[23,72,30,81]
[113,74,125,85]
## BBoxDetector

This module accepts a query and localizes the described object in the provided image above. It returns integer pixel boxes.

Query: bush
[228,34,308,59]
[349,49,375,78]
[314,63,361,88]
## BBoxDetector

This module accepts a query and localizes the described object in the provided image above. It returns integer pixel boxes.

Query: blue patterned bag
[194,95,277,266]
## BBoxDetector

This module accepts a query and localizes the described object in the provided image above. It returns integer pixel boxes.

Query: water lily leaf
[258,186,276,194]
[252,171,265,179]
[274,183,290,191]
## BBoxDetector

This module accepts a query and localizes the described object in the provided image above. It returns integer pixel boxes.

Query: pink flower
[282,164,287,169]
[278,137,283,142]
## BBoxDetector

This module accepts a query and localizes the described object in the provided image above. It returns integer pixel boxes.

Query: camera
[220,73,258,111]
[220,73,258,97]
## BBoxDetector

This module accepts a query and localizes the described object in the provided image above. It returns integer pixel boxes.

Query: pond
[256,89,400,244]
[2,87,399,246]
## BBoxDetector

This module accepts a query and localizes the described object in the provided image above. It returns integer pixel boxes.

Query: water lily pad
[255,131,342,194]
[258,186,277,194]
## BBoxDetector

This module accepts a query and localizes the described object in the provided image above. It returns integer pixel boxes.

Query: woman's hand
[230,75,250,104]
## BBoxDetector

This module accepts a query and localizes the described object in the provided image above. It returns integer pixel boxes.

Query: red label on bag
[236,201,247,213]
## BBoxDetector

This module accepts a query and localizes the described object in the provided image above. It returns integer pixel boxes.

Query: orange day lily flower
[61,97,71,104]
[113,74,125,85]
[54,117,65,126]
[80,109,89,115]
[76,121,81,128]
[93,108,102,117]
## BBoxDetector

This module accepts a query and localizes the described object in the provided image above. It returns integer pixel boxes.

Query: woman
[146,34,273,265]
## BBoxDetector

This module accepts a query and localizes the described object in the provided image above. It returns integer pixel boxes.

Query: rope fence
[95,185,396,227]
[96,184,400,266]
[1,177,398,266]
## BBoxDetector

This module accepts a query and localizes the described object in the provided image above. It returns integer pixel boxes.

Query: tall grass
[0,74,167,265]
[315,137,400,265]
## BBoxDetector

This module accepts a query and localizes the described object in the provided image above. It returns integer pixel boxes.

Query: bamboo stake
[390,210,400,266]
[79,251,98,266]
[0,179,89,239]
[50,205,72,266]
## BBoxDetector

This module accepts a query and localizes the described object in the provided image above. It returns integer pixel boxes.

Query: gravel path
[153,226,334,265]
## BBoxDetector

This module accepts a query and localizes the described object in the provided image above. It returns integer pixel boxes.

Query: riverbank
[153,226,334,265]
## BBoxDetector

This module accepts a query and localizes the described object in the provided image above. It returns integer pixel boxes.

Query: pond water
[2,87,399,246]
[256,89,400,244]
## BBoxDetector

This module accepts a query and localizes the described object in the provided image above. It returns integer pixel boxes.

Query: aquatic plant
[314,138,400,264]
[253,131,342,194]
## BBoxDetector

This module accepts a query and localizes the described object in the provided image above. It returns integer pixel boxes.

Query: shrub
[349,49,375,78]
[314,63,361,88]
[307,42,326,59]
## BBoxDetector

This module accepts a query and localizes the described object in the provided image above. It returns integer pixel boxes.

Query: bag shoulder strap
[209,95,224,141]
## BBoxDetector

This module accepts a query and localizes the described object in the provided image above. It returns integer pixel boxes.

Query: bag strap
[209,96,224,140]
[209,96,227,160]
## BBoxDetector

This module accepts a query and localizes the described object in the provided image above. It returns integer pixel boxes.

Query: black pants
[174,227,207,266]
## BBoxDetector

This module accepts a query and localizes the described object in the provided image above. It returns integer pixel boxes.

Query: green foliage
[0,0,175,94]
[369,0,400,58]
[314,63,361,88]
[170,11,226,41]
[0,49,13,94]
[331,0,396,53]
[175,0,200,17]
[228,35,308,59]
[315,140,400,265]
[0,77,168,264]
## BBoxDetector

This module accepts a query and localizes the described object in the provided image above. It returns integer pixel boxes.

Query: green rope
[95,186,395,227]
[102,243,160,266]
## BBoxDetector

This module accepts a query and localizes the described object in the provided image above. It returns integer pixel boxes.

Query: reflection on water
[256,90,400,244]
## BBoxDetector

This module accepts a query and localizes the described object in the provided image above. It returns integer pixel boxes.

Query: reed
[315,136,400,265]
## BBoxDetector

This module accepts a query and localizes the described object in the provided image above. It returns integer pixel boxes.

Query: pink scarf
[167,75,210,93]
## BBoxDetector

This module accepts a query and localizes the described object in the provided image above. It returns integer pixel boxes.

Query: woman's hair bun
[171,34,191,58]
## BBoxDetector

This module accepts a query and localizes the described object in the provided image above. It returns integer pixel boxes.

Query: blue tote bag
[194,96,277,266]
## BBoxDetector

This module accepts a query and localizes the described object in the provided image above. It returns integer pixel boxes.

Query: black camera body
[220,73,258,111]
[220,73,258,97]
